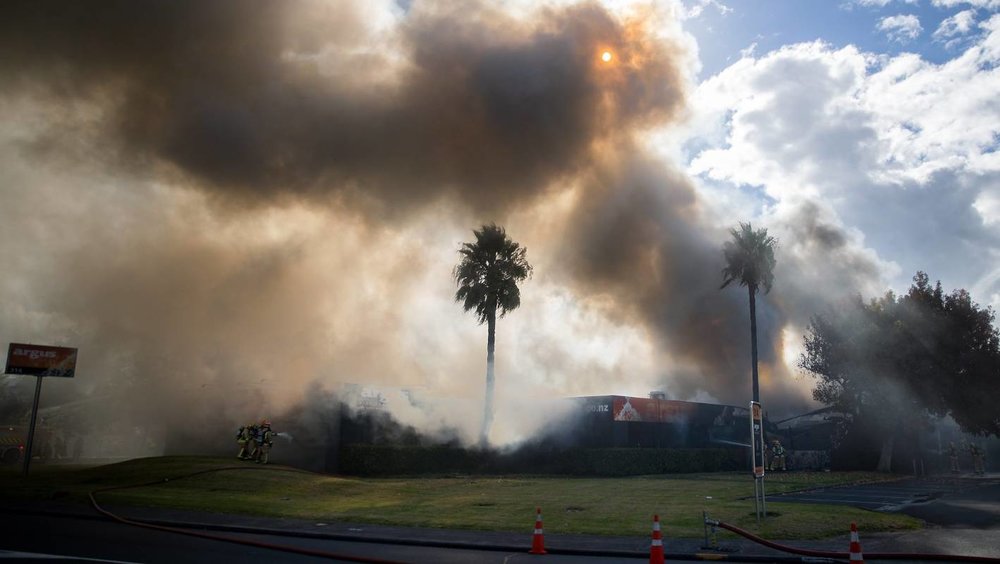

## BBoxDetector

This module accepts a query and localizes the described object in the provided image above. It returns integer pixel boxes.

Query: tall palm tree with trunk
[721,222,777,403]
[454,224,532,447]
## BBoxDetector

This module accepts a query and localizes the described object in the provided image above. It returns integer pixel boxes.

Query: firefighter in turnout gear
[971,443,986,475]
[236,424,253,460]
[257,420,274,464]
[246,422,261,462]
[769,439,787,471]
[236,425,247,460]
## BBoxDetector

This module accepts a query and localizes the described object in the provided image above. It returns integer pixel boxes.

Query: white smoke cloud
[3,0,998,454]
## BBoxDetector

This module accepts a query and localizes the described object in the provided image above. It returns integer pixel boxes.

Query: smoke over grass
[0,0,886,454]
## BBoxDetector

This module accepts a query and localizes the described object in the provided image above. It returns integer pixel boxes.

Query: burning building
[573,394,753,449]
[332,385,759,452]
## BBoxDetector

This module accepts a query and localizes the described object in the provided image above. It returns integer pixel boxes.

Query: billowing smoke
[0,0,884,453]
[0,0,680,212]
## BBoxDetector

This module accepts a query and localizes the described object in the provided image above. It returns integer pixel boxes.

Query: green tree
[720,222,777,403]
[909,273,1000,436]
[800,272,1000,471]
[802,292,930,471]
[454,224,532,447]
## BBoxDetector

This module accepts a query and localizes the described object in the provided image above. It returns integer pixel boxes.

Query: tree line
[454,221,999,473]
[799,272,1000,470]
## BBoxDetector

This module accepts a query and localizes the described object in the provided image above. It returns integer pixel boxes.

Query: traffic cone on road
[649,514,665,564]
[529,507,547,555]
[848,522,864,563]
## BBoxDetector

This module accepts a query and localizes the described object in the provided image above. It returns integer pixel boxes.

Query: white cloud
[739,42,758,58]
[864,30,1000,182]
[688,41,874,199]
[877,14,924,43]
[932,0,1000,9]
[683,17,1000,313]
[844,0,918,8]
[678,0,732,20]
[934,9,980,47]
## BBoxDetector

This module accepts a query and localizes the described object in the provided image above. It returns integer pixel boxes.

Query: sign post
[3,343,78,476]
[749,401,767,521]
[23,376,44,477]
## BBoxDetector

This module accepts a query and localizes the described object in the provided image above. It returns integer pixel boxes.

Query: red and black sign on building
[576,395,752,449]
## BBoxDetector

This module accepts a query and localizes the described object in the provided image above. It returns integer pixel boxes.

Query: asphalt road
[4,510,999,563]
[897,481,1000,528]
[852,480,1000,561]
[771,475,1000,512]
[768,474,1000,560]
[4,476,999,563]
[0,512,655,564]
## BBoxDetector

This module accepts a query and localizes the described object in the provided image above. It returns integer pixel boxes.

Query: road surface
[0,512,650,564]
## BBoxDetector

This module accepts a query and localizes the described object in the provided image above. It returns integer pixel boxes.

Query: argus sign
[4,343,78,378]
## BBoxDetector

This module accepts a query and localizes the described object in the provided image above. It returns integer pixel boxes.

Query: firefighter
[257,420,274,464]
[971,443,986,475]
[948,441,960,473]
[769,439,787,471]
[236,423,252,460]
[247,422,261,462]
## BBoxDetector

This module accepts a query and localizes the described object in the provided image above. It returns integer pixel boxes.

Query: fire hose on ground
[88,465,404,564]
[83,466,842,563]
[83,465,1000,563]
[703,514,1000,563]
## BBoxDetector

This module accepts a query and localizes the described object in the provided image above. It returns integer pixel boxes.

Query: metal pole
[753,478,760,523]
[22,375,43,476]
[703,510,709,548]
[760,477,767,520]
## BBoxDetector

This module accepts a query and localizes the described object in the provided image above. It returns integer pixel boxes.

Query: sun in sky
[601,50,612,63]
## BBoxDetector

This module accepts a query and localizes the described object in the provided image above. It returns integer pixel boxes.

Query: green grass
[0,456,921,539]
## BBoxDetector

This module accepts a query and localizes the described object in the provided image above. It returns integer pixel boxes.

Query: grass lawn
[1,456,921,539]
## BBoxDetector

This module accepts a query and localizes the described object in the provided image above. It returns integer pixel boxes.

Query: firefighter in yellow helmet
[769,439,787,471]
[236,423,253,460]
[948,442,960,473]
[971,443,986,475]
[246,421,261,462]
[257,419,274,464]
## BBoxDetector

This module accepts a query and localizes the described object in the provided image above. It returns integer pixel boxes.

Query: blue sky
[686,0,995,77]
[676,0,1000,308]
[654,0,1000,406]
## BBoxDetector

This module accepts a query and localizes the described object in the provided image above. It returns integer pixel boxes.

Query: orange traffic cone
[649,514,665,564]
[849,522,864,563]
[529,507,547,555]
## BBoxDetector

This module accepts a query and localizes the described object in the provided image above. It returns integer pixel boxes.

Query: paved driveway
[770,475,1000,511]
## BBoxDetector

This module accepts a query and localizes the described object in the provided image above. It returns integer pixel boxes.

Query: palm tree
[721,222,777,403]
[454,224,532,447]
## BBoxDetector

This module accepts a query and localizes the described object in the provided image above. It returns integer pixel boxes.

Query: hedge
[338,445,746,476]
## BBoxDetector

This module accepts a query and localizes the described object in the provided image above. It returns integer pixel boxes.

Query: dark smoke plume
[0,1,885,451]
[1,0,682,214]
